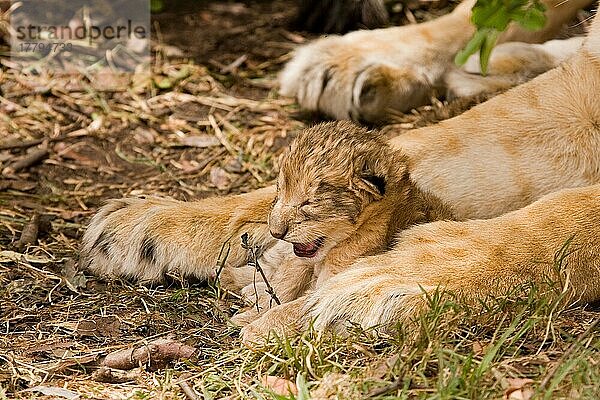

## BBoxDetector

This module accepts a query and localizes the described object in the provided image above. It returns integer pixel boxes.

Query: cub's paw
[279,32,433,123]
[305,267,430,332]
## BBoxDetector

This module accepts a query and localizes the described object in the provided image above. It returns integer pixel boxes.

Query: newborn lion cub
[82,122,452,323]
[84,10,600,343]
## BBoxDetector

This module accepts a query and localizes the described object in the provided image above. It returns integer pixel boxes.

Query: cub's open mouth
[293,237,325,258]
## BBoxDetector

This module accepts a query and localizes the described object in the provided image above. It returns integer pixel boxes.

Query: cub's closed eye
[300,200,310,207]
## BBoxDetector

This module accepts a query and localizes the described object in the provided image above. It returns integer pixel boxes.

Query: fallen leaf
[22,386,79,400]
[180,135,221,148]
[76,316,121,337]
[133,127,157,144]
[210,166,230,190]
[91,71,130,91]
[369,354,399,379]
[504,378,534,400]
[0,180,37,191]
[0,250,53,264]
[61,259,88,289]
[261,376,298,396]
[27,341,75,355]
[170,159,201,173]
[92,366,141,383]
[472,340,487,355]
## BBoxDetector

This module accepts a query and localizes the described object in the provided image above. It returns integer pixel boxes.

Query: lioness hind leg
[303,185,600,333]
[81,186,277,284]
[446,37,585,98]
[281,0,592,122]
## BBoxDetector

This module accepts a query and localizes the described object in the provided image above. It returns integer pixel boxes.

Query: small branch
[101,338,196,371]
[214,241,231,281]
[241,233,281,306]
[2,146,49,175]
[14,213,41,251]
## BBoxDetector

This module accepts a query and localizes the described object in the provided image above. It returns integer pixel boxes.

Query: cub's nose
[269,226,288,240]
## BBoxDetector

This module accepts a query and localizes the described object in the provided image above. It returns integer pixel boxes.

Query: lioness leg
[281,0,592,122]
[445,37,585,98]
[243,185,600,340]
[81,186,277,284]
[304,184,600,332]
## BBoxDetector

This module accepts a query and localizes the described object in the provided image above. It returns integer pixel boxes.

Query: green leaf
[150,0,164,13]
[457,0,548,72]
[479,29,500,75]
[455,29,487,66]
[512,5,547,30]
[472,5,511,31]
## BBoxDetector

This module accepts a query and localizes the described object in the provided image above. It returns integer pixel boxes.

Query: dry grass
[1,1,599,399]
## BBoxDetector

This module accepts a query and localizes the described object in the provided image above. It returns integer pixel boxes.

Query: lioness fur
[82,8,600,343]
[280,0,593,122]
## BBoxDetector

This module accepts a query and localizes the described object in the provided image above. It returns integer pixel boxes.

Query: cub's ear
[360,175,385,199]
[356,172,386,199]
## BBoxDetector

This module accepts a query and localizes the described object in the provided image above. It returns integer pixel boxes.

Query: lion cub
[82,122,452,322]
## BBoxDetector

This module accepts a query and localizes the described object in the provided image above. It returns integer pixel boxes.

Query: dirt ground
[1,1,599,399]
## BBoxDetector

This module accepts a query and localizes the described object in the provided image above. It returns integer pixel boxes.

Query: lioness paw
[81,196,262,283]
[305,267,430,332]
[240,298,306,346]
[82,197,207,282]
[280,2,479,122]
[280,33,434,123]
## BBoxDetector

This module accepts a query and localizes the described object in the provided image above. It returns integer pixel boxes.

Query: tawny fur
[240,11,600,343]
[280,0,593,122]
[83,123,454,324]
[82,8,600,344]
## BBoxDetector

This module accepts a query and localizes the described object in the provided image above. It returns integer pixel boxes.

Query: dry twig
[101,338,196,371]
[241,233,281,308]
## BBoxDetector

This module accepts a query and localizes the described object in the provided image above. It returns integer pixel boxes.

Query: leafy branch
[455,0,547,74]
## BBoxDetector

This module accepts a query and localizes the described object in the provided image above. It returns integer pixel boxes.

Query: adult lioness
[281,0,593,122]
[83,10,600,342]
[240,9,600,341]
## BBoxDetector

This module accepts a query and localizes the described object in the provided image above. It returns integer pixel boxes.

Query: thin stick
[241,233,281,306]
[2,147,49,175]
[178,380,200,400]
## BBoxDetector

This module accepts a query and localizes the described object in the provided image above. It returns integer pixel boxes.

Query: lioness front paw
[81,197,182,282]
[240,298,306,346]
[280,1,477,123]
[81,196,263,283]
[305,267,429,332]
